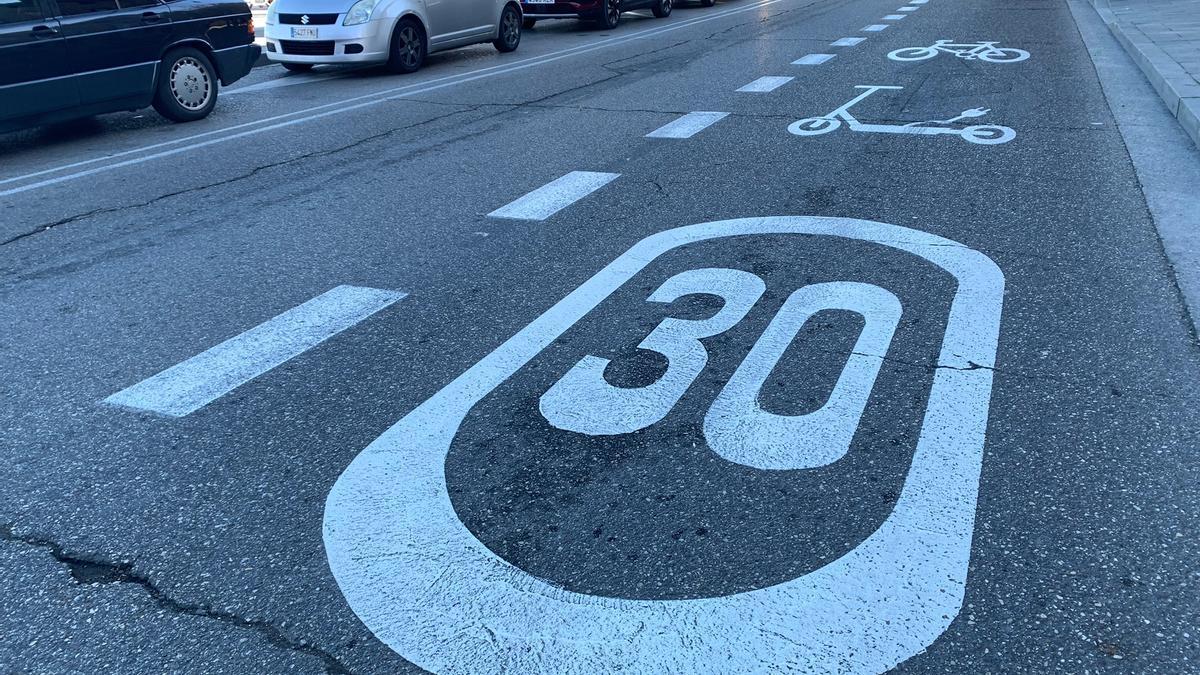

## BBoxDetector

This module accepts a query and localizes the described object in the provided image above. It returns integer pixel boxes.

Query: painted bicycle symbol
[788,85,1017,145]
[888,40,1030,63]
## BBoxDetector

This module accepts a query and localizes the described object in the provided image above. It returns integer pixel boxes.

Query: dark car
[0,0,260,132]
[520,0,696,31]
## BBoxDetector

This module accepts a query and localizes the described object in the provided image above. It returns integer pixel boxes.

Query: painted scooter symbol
[889,40,1030,63]
[787,85,1016,145]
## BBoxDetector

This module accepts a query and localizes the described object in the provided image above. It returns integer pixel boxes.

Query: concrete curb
[1091,0,1200,149]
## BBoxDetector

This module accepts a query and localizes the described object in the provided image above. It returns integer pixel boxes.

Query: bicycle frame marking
[788,85,1017,145]
[888,40,1031,63]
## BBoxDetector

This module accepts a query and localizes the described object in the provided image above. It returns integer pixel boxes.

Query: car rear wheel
[522,17,536,29]
[282,62,313,73]
[594,0,620,29]
[387,18,426,74]
[152,47,218,123]
[651,0,671,17]
[493,4,521,52]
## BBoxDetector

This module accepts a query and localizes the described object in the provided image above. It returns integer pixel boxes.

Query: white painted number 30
[323,217,1006,675]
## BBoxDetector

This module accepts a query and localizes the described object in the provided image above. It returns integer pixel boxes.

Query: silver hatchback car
[264,0,522,73]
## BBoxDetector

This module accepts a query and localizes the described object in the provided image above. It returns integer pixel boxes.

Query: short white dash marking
[792,53,835,65]
[646,111,730,139]
[883,14,906,19]
[863,24,889,31]
[898,6,918,10]
[909,0,929,4]
[488,171,620,221]
[737,76,794,92]
[831,37,866,46]
[104,285,407,417]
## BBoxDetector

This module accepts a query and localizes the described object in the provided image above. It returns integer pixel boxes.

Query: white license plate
[523,0,555,4]
[290,26,319,38]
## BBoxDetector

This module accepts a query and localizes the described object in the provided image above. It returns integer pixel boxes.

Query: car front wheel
[522,17,536,29]
[493,4,521,52]
[595,0,620,29]
[152,48,218,123]
[651,0,671,17]
[387,18,426,73]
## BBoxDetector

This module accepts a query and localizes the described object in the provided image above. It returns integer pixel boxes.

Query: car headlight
[266,0,278,24]
[343,0,380,25]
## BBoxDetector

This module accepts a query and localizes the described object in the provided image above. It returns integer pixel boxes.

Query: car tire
[386,17,426,74]
[282,62,314,73]
[493,4,521,52]
[700,0,715,7]
[651,0,671,17]
[522,17,536,29]
[152,47,219,123]
[595,0,620,29]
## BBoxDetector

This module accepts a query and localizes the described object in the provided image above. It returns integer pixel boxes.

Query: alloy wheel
[169,57,211,111]
[502,9,520,47]
[398,25,422,68]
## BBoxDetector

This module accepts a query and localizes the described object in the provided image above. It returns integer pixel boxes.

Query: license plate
[523,0,555,4]
[290,26,318,38]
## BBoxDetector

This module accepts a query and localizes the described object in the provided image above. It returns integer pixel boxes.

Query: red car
[521,0,708,30]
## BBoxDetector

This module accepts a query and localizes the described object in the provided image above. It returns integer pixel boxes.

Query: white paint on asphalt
[737,76,794,92]
[104,285,405,417]
[883,13,906,19]
[324,216,1006,675]
[224,70,365,96]
[487,171,619,221]
[0,0,790,198]
[899,5,919,10]
[863,24,889,31]
[645,111,730,138]
[831,36,867,46]
[788,85,1017,145]
[541,268,764,436]
[705,282,902,470]
[910,0,929,4]
[792,53,835,65]
[888,41,1031,63]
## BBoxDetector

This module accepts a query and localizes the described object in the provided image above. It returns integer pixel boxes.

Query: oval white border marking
[324,216,1006,674]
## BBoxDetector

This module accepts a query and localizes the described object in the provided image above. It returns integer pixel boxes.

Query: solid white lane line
[224,70,364,96]
[0,0,789,198]
[831,37,866,46]
[487,171,619,221]
[103,285,406,417]
[737,76,794,92]
[863,24,889,31]
[883,14,906,19]
[792,53,835,65]
[645,111,730,139]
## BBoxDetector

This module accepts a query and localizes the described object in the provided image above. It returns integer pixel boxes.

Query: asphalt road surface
[2,0,1199,672]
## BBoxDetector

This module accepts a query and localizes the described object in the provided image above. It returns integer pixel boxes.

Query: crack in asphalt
[0,104,484,252]
[0,523,353,674]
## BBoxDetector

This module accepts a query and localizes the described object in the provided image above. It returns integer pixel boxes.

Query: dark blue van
[0,0,260,132]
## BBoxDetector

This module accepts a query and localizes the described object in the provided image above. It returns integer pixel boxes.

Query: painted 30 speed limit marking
[323,216,1006,674]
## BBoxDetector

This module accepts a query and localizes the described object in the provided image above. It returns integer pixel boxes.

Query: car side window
[0,0,43,24]
[55,0,119,15]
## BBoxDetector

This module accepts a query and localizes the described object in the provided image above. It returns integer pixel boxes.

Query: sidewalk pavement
[1092,0,1200,148]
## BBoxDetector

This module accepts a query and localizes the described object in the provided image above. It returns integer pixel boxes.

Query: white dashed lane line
[832,37,866,46]
[645,112,731,139]
[487,171,620,221]
[736,76,795,92]
[104,285,407,417]
[898,6,918,10]
[883,14,906,20]
[863,24,889,31]
[793,54,835,65]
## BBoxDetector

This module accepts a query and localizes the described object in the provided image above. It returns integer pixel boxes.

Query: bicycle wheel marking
[324,216,1006,674]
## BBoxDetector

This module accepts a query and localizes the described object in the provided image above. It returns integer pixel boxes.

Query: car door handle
[141,11,163,22]
[31,24,59,38]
